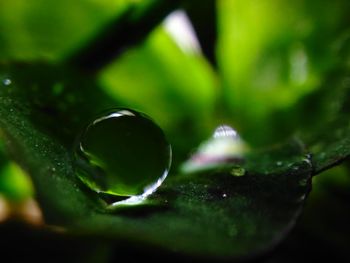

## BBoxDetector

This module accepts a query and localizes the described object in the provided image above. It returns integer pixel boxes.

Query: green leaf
[0,0,129,61]
[0,160,34,202]
[0,63,312,260]
[215,0,350,176]
[217,0,350,146]
[296,33,350,174]
[0,141,34,202]
[302,94,350,175]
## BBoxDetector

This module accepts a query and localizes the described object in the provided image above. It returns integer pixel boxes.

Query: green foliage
[217,0,350,146]
[0,0,128,61]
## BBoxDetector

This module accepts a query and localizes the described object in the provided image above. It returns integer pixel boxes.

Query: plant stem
[67,0,181,73]
[184,0,217,67]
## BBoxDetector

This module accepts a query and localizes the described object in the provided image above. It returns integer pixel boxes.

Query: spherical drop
[74,108,171,198]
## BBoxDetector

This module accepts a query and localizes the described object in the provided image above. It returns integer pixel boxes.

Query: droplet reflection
[74,108,172,206]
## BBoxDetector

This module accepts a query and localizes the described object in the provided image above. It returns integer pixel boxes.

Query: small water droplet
[222,193,227,198]
[298,194,307,202]
[2,78,12,86]
[299,179,308,187]
[231,166,245,177]
[213,125,238,139]
[302,157,312,166]
[51,167,56,172]
[305,153,312,160]
[276,161,283,166]
[74,108,172,201]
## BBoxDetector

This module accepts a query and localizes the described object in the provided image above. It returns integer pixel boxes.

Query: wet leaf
[0,63,312,260]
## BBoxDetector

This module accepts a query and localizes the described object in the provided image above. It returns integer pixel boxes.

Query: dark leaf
[0,63,312,260]
[298,44,350,174]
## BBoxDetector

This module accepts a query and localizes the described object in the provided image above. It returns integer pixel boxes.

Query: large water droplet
[74,108,172,201]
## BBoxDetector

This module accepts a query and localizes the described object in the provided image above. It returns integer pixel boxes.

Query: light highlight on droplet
[74,108,172,204]
[2,79,11,86]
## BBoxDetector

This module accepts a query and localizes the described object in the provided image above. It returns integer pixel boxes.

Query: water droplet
[2,78,12,86]
[181,124,247,174]
[74,108,171,201]
[298,194,307,202]
[302,157,312,166]
[213,125,238,139]
[299,179,308,187]
[276,161,283,166]
[222,193,227,198]
[231,166,245,177]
